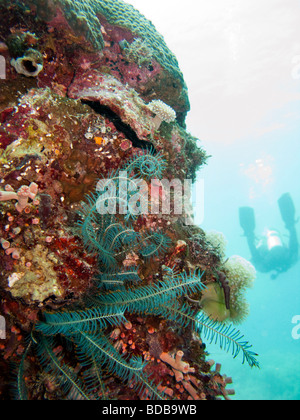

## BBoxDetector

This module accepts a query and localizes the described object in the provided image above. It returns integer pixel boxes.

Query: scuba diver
[239,193,298,279]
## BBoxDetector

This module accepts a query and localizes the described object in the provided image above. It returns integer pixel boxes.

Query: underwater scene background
[198,129,300,400]
[128,0,300,401]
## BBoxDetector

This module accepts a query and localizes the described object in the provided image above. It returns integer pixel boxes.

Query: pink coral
[0,182,38,213]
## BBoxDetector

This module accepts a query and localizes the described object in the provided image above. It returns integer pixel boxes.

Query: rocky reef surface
[0,0,258,400]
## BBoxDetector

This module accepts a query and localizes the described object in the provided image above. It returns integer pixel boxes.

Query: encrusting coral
[119,38,155,67]
[0,0,259,401]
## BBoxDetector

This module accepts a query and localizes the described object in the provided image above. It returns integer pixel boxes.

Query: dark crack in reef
[0,0,258,401]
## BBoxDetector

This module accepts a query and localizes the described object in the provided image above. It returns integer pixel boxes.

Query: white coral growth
[224,255,256,290]
[147,99,176,130]
[223,255,256,323]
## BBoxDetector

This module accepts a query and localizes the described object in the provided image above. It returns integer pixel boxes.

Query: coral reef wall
[0,0,258,400]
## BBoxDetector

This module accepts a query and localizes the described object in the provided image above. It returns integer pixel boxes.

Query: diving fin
[278,193,296,229]
[239,207,256,236]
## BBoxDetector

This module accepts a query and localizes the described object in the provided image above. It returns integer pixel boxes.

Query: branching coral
[154,350,235,400]
[160,350,195,375]
[159,350,201,399]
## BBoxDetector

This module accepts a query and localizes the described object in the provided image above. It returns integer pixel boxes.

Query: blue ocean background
[127,0,300,400]
[195,121,300,400]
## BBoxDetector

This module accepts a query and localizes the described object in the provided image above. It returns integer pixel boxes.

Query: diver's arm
[246,232,261,263]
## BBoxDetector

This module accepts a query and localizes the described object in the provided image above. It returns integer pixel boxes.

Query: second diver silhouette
[239,193,298,279]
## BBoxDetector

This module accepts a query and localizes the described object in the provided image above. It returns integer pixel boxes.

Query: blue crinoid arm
[76,151,169,263]
[157,302,260,369]
[77,191,140,267]
[73,330,164,400]
[34,335,93,400]
[95,170,148,221]
[123,151,167,181]
[97,266,142,290]
[96,269,206,314]
[35,305,127,337]
[139,229,172,261]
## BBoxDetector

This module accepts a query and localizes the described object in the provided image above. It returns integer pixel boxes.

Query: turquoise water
[195,107,300,400]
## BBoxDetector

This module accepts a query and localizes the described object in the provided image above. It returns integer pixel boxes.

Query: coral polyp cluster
[223,256,256,323]
[0,0,258,401]
[147,100,177,131]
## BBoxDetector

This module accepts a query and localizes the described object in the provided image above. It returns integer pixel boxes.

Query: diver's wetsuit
[240,193,299,277]
[245,227,298,275]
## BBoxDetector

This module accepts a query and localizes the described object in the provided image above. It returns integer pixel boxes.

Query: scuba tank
[265,229,290,277]
[266,230,283,251]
